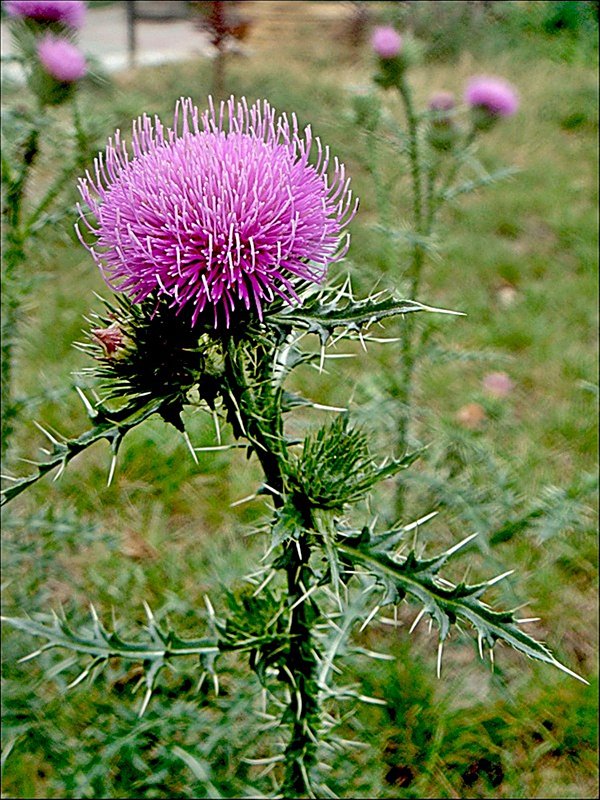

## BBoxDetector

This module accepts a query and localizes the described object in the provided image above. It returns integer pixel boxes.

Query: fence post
[126,0,136,68]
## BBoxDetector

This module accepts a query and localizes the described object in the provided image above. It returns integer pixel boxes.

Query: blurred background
[1,1,598,798]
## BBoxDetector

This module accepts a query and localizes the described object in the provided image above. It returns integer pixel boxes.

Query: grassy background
[1,1,598,797]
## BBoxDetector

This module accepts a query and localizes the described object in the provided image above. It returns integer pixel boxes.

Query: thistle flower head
[428,91,458,151]
[4,0,86,29]
[371,25,402,59]
[77,96,358,327]
[37,34,86,82]
[465,76,519,118]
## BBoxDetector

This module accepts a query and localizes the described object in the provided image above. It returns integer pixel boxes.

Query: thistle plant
[1,95,587,799]
[1,0,91,455]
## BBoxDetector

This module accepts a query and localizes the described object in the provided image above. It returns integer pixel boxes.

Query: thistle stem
[222,338,319,798]
[1,124,39,458]
[394,75,425,517]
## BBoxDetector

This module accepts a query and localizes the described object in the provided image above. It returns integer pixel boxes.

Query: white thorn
[204,594,215,619]
[182,430,199,465]
[487,569,515,587]
[18,648,44,663]
[478,631,485,660]
[142,600,155,623]
[444,531,479,558]
[107,453,117,487]
[138,687,152,717]
[67,667,91,689]
[403,510,439,533]
[359,604,380,633]
[311,402,348,412]
[53,459,66,482]
[409,607,426,634]
[33,421,61,446]
[75,385,97,418]
[230,493,257,508]
[357,694,387,706]
[437,641,444,679]
[550,659,590,685]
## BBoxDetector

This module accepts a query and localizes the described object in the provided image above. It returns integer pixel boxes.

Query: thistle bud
[427,91,458,152]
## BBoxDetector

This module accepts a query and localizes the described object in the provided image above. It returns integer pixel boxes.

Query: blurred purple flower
[37,35,86,82]
[465,76,519,118]
[482,372,514,398]
[371,26,402,59]
[429,91,455,113]
[4,0,86,29]
[77,97,358,327]
[428,92,457,151]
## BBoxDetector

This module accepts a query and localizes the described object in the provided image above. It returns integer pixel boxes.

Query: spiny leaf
[1,610,219,661]
[267,288,462,344]
[1,398,163,505]
[337,539,587,683]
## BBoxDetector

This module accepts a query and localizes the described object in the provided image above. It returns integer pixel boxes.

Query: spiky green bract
[219,587,300,683]
[288,415,420,514]
[78,294,221,431]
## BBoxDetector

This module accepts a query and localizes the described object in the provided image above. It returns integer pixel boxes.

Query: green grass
[1,3,598,798]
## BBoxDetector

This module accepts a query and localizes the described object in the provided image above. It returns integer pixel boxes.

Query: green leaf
[337,536,588,683]
[266,285,462,344]
[1,397,163,505]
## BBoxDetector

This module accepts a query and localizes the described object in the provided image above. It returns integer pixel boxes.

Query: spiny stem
[1,124,40,457]
[223,338,319,797]
[394,75,426,517]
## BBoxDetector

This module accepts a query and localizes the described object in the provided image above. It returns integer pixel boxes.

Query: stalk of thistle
[1,0,90,458]
[368,25,519,517]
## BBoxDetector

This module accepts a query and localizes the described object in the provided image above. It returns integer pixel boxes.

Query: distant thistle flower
[4,0,86,29]
[371,26,402,59]
[77,96,358,326]
[428,91,457,151]
[37,35,86,82]
[465,76,519,119]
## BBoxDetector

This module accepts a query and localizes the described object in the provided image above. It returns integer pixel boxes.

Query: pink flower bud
[371,26,402,59]
[92,323,123,356]
[465,76,519,118]
[37,35,87,83]
[429,92,455,113]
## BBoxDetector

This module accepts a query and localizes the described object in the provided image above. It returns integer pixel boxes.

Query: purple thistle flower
[465,76,519,118]
[371,26,402,59]
[77,97,358,327]
[4,0,86,29]
[37,35,86,82]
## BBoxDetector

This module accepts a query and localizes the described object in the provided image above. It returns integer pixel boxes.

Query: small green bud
[351,92,382,132]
